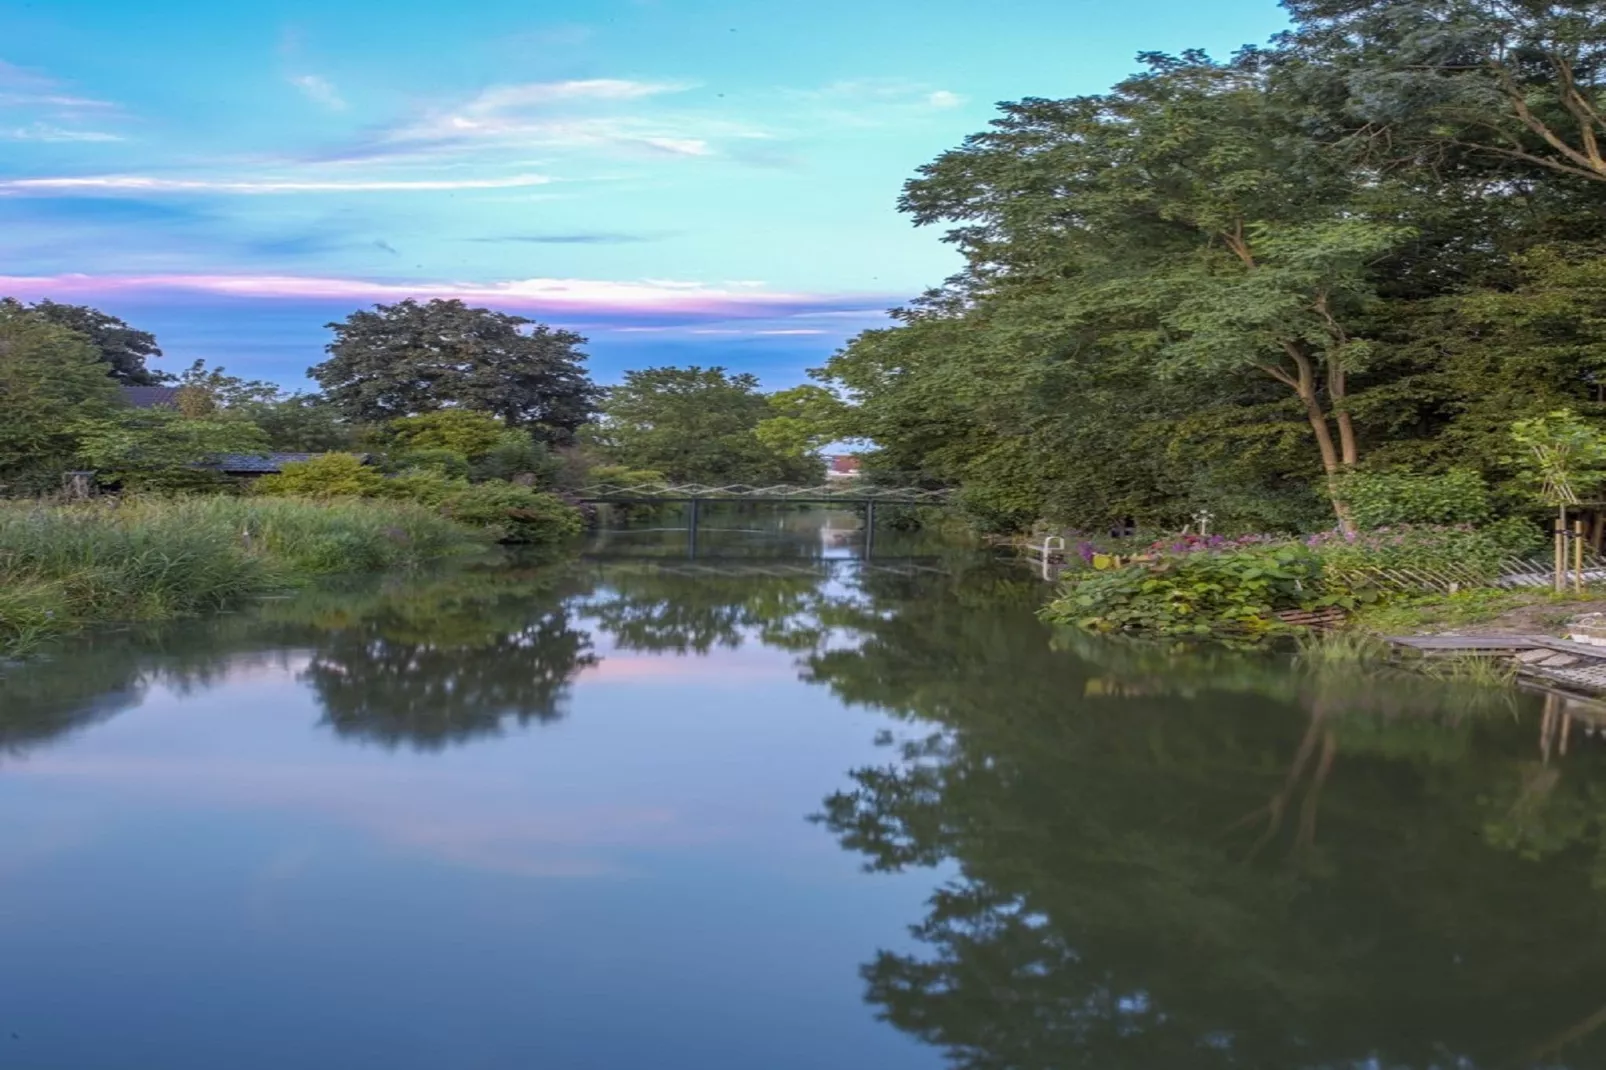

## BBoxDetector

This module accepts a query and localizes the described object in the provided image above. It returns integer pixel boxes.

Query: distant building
[119,385,181,409]
[826,455,862,480]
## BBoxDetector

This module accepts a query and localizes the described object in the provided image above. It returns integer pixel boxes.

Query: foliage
[0,496,486,655]
[1042,545,1330,637]
[312,299,599,438]
[372,469,466,507]
[753,385,853,459]
[389,448,471,480]
[1339,468,1492,529]
[438,482,582,544]
[1509,410,1606,507]
[469,434,558,485]
[71,408,269,489]
[1308,524,1513,580]
[592,366,824,485]
[385,410,509,458]
[808,12,1606,536]
[254,453,384,498]
[0,307,120,484]
[0,297,165,384]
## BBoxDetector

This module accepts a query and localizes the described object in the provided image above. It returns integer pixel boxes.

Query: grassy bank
[0,497,488,657]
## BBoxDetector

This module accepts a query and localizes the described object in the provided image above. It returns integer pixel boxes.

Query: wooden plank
[1387,635,1546,652]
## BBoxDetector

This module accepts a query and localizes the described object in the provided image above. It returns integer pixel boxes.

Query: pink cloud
[0,270,890,319]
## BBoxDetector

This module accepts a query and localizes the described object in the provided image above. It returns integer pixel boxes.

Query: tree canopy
[591,366,826,485]
[816,5,1606,534]
[311,299,599,439]
[0,298,166,385]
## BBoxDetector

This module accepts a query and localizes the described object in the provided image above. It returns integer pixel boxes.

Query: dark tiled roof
[212,452,320,474]
[210,452,372,474]
[120,385,182,409]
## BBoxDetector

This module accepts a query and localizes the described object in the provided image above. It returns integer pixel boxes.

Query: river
[3,510,1606,1068]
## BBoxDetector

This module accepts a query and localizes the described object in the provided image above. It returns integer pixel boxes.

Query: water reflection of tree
[0,568,599,756]
[581,565,829,654]
[295,571,596,751]
[808,575,1606,1069]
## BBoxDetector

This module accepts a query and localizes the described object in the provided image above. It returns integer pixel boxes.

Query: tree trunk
[1329,362,1358,468]
[1280,343,1355,534]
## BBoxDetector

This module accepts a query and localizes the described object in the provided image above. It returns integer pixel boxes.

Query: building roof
[829,454,862,474]
[212,452,322,474]
[119,385,182,409]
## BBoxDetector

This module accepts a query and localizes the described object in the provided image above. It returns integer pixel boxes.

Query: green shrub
[1339,468,1492,529]
[389,448,470,480]
[1308,524,1512,584]
[385,411,508,458]
[1042,545,1330,637]
[374,470,467,507]
[1481,514,1546,556]
[0,497,486,656]
[255,453,383,498]
[470,433,559,484]
[440,483,582,544]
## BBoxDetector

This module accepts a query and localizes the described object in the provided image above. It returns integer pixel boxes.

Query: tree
[311,299,599,439]
[72,408,269,488]
[1,298,166,384]
[0,305,120,483]
[592,366,824,484]
[889,55,1409,529]
[754,385,854,460]
[1283,0,1606,187]
[172,359,354,452]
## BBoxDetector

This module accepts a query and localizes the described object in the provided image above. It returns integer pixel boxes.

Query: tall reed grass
[0,497,486,657]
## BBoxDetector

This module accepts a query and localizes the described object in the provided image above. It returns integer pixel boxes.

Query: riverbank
[0,497,490,658]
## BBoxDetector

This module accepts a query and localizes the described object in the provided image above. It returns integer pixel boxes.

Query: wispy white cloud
[0,57,123,141]
[926,90,963,109]
[289,73,346,111]
[0,173,552,195]
[4,123,123,142]
[0,91,118,110]
[326,78,757,162]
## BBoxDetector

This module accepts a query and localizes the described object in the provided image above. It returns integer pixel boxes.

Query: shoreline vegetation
[0,497,491,658]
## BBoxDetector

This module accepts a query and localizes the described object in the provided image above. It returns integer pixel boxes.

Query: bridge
[574,482,952,506]
[575,481,954,554]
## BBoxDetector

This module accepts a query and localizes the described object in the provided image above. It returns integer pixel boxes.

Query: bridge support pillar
[864,500,876,558]
[688,498,700,559]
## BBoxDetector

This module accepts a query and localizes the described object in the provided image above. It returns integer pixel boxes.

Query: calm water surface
[5,511,1606,1068]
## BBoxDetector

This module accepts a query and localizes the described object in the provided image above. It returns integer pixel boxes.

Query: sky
[0,0,1289,390]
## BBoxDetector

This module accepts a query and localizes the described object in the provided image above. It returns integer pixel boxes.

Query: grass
[1347,587,1594,635]
[0,496,488,658]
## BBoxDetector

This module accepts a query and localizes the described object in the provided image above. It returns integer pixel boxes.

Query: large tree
[1282,0,1606,188]
[311,299,599,439]
[0,298,166,385]
[0,304,120,483]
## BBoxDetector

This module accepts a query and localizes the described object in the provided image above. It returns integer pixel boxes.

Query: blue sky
[0,0,1289,389]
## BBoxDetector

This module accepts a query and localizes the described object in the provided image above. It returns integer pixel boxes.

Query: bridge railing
[575,481,954,505]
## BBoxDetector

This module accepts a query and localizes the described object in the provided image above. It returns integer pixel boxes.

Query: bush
[1042,545,1330,637]
[373,470,467,507]
[389,448,470,480]
[1339,468,1492,529]
[0,497,486,656]
[470,433,560,484]
[255,453,383,498]
[440,483,583,544]
[1307,524,1513,584]
[385,411,508,458]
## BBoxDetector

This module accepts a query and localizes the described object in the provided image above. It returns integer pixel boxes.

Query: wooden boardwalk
[1387,634,1606,696]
